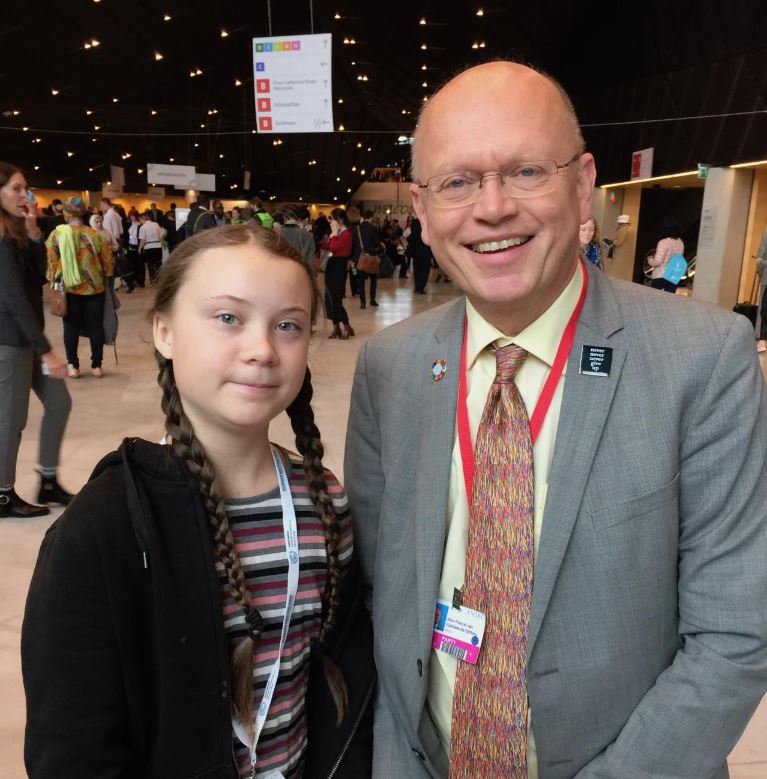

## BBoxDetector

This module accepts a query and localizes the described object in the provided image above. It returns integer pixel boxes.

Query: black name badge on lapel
[579,345,613,377]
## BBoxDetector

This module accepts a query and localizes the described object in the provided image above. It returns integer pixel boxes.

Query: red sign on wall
[256,79,271,93]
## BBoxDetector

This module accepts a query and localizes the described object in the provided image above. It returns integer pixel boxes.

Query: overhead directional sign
[252,33,333,133]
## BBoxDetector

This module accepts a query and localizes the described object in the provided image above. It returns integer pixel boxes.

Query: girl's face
[0,172,29,218]
[154,243,313,443]
[93,216,103,228]
[579,219,595,245]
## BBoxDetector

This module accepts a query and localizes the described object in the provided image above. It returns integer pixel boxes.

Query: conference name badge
[432,599,486,664]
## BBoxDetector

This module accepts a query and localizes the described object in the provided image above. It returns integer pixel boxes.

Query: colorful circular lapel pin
[432,359,447,382]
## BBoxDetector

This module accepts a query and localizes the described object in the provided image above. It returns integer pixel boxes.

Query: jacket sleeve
[0,239,51,354]
[325,230,354,259]
[22,519,134,778]
[648,238,672,268]
[344,342,386,607]
[576,314,767,778]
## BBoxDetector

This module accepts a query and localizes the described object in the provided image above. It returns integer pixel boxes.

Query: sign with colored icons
[252,33,333,134]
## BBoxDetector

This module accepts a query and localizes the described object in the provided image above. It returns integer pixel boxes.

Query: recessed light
[66,151,74,157]
[419,17,426,25]
[235,78,242,86]
[347,188,352,193]
[422,81,428,87]
[154,52,164,61]
[51,89,59,95]
[94,125,101,130]
[56,179,63,185]
[220,29,228,37]
[150,110,157,115]
[338,124,345,130]
[338,98,344,104]
[194,142,199,147]
[421,44,427,50]
[22,126,29,131]
[112,97,119,103]
[138,168,144,174]
[357,142,363,148]
[336,177,341,182]
[334,12,341,19]
[169,158,174,162]
[86,109,92,115]
[219,154,224,158]
[476,8,484,16]
[163,13,171,21]
[34,166,40,170]
[360,169,366,175]
[351,166,356,172]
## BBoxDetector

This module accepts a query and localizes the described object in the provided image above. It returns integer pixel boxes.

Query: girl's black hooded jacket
[22,437,375,779]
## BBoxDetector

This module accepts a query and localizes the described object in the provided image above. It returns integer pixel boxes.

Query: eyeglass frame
[415,152,584,208]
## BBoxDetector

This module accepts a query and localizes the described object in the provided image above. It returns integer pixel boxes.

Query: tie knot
[493,344,527,384]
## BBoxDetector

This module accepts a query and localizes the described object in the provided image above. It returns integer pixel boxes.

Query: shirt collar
[465,264,584,369]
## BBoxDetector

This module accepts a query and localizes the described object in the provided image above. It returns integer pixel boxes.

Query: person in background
[46,196,114,378]
[138,211,163,285]
[346,207,361,298]
[90,213,119,258]
[354,209,380,309]
[313,211,330,253]
[230,206,244,225]
[186,198,217,238]
[648,220,684,293]
[320,208,355,340]
[579,216,602,268]
[271,210,285,236]
[755,225,767,353]
[279,205,315,265]
[125,209,141,291]
[41,198,65,240]
[148,202,164,227]
[164,203,178,250]
[212,199,228,227]
[100,199,123,247]
[407,216,432,295]
[0,162,72,517]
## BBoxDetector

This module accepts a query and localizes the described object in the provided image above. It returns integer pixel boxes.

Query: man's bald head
[410,61,584,182]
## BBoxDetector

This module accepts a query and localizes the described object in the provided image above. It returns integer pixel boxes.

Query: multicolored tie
[450,344,534,779]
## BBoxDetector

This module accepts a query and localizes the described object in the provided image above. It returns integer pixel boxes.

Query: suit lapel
[528,267,627,658]
[412,300,466,666]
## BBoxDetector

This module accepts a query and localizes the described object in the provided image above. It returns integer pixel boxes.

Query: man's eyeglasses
[416,153,583,208]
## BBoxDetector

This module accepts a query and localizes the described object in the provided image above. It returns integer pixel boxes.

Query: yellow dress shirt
[426,267,584,778]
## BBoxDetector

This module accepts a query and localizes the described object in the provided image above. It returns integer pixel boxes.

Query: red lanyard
[456,260,588,503]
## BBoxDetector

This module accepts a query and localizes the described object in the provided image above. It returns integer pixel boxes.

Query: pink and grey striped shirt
[218,452,353,778]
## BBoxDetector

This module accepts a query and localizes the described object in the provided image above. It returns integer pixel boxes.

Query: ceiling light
[338,124,345,130]
[94,125,101,130]
[122,153,131,159]
[357,142,363,148]
[471,42,479,49]
[91,39,100,47]
[334,12,341,19]
[194,142,199,147]
[219,154,224,158]
[200,123,205,127]
[33,138,41,143]
[92,138,97,142]
[423,96,428,102]
[51,89,59,95]
[419,17,427,24]
[220,29,229,37]
[34,166,40,170]
[333,196,338,201]
[422,81,428,87]
[138,168,144,174]
[56,179,63,185]
[367,147,371,152]
[154,52,164,61]
[476,8,484,15]
[479,41,486,48]
[84,42,91,49]
[343,37,349,44]
[150,110,157,115]
[22,126,29,131]
[336,177,341,181]
[421,43,427,50]
[88,167,94,172]
[347,188,352,193]
[86,109,92,115]
[351,61,356,65]
[351,165,356,171]
[112,97,119,102]
[169,157,174,162]
[360,169,366,175]
[66,151,74,157]
[421,64,427,70]
[338,98,344,104]
[163,13,171,21]
[235,78,242,86]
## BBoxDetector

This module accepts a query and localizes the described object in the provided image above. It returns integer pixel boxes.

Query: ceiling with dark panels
[1,0,766,201]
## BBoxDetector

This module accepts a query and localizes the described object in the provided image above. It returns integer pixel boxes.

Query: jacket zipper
[325,675,376,779]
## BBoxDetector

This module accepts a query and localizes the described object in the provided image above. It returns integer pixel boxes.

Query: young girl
[22,225,374,779]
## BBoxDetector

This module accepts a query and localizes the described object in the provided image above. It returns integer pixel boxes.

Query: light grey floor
[1,273,765,778]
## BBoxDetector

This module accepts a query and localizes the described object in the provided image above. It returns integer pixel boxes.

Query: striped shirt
[220,452,353,779]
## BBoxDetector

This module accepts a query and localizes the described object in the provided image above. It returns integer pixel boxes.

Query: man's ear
[153,314,173,359]
[577,153,598,226]
[409,184,431,246]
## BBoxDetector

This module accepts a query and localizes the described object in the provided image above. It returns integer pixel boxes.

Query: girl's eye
[276,321,300,332]
[216,313,240,325]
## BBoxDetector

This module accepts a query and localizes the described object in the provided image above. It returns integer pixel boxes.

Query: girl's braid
[286,368,348,723]
[157,354,257,734]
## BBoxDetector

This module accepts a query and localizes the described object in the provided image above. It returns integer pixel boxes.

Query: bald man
[345,61,767,779]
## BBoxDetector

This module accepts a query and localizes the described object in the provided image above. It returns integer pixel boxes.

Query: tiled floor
[1,274,765,777]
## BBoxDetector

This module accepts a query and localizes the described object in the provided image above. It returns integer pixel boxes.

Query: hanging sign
[630,147,654,180]
[252,33,333,133]
[147,163,197,188]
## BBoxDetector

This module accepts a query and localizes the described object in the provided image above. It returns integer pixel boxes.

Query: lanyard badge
[232,446,299,779]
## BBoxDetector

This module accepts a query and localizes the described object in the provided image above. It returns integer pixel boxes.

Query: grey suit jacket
[345,264,767,779]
